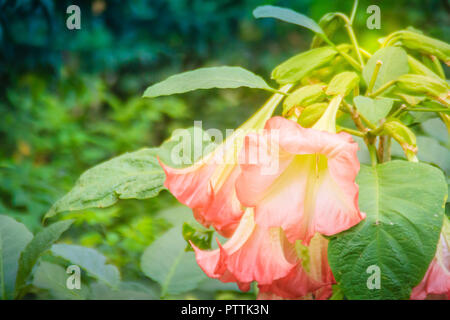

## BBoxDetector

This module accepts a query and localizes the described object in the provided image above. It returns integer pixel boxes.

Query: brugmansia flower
[191,209,334,299]
[235,98,365,244]
[190,208,297,289]
[257,233,335,300]
[411,219,450,300]
[160,85,291,236]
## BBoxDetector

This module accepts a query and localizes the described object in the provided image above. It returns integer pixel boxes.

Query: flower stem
[337,126,365,137]
[385,137,392,161]
[345,24,364,67]
[359,48,372,58]
[368,80,397,97]
[320,34,362,71]
[343,100,377,129]
[389,104,407,118]
[350,0,359,25]
[406,107,450,112]
[368,143,378,166]
[366,60,383,95]
[334,13,364,68]
[370,125,385,136]
[377,130,387,163]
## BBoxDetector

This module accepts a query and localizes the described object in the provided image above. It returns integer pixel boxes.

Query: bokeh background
[0,0,449,299]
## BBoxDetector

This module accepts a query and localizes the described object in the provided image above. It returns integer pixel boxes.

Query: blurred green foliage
[0,0,448,299]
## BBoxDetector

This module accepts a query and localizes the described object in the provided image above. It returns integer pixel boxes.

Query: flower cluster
[160,89,368,299]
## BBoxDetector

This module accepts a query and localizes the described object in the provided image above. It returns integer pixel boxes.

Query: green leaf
[362,47,409,92]
[143,66,274,98]
[353,96,393,124]
[141,226,207,297]
[326,72,360,96]
[272,46,339,85]
[15,220,73,296]
[45,148,165,219]
[51,244,120,288]
[0,216,33,300]
[416,136,450,176]
[182,222,213,252]
[283,84,326,115]
[328,160,447,299]
[253,5,323,34]
[32,261,89,300]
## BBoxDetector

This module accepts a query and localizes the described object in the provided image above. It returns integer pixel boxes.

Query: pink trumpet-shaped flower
[235,115,365,244]
[190,208,298,288]
[411,219,450,300]
[160,85,291,237]
[258,233,335,300]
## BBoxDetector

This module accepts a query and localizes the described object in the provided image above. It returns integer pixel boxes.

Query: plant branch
[406,108,450,112]
[368,143,378,166]
[377,135,386,163]
[334,13,364,68]
[320,34,362,71]
[345,24,364,67]
[343,100,377,129]
[389,104,407,118]
[359,48,372,58]
[337,126,365,137]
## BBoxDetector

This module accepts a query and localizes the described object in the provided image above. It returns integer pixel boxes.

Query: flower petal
[159,87,292,237]
[191,209,296,285]
[236,117,365,244]
[258,233,335,299]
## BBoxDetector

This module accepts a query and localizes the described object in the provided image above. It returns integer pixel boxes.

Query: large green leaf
[328,160,447,299]
[45,148,165,219]
[143,66,274,98]
[353,96,394,124]
[272,46,339,84]
[141,226,207,297]
[51,244,120,288]
[32,261,89,300]
[362,47,409,92]
[15,220,74,296]
[253,5,323,35]
[0,216,32,300]
[416,136,450,176]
